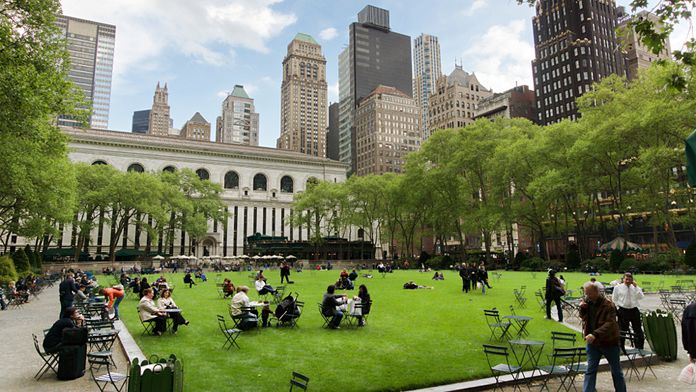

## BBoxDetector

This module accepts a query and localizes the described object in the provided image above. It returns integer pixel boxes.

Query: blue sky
[60,0,691,148]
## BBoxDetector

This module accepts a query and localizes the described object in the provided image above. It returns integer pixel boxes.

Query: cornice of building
[62,127,348,170]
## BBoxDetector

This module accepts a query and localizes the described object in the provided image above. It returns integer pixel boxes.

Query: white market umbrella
[152,255,165,260]
[285,255,297,259]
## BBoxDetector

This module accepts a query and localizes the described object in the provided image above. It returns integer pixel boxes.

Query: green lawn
[115,270,681,391]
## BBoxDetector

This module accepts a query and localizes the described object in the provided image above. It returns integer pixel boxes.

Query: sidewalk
[0,286,129,392]
[411,293,693,392]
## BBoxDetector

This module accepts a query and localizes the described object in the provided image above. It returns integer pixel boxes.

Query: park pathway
[0,285,129,392]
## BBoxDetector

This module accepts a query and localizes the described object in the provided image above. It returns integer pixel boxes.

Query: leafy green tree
[0,0,84,252]
[0,255,18,285]
[11,248,31,275]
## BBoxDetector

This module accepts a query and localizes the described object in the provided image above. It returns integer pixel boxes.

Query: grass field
[116,270,684,391]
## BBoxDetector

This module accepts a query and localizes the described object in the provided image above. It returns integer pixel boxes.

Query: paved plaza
[0,287,129,392]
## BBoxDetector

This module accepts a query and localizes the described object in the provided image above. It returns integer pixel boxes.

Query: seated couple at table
[138,288,189,336]
[322,285,348,329]
[230,286,272,329]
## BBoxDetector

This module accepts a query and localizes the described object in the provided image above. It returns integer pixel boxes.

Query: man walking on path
[613,272,645,349]
[58,273,79,320]
[580,281,626,392]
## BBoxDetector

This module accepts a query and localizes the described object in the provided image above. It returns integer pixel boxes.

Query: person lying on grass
[403,281,433,289]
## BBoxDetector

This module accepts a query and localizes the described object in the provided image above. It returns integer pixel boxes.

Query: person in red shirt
[99,286,125,320]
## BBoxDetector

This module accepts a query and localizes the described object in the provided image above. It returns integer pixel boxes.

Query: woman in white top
[157,289,189,333]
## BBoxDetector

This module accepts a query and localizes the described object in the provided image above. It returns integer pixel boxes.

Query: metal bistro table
[503,315,533,337]
[509,339,545,381]
[162,308,182,332]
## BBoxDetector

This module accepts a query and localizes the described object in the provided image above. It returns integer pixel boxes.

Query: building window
[253,173,267,191]
[224,171,239,189]
[280,176,294,193]
[92,160,108,166]
[162,166,176,173]
[127,163,144,173]
[196,168,210,181]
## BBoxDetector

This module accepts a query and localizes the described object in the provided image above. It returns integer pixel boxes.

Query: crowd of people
[456,263,492,294]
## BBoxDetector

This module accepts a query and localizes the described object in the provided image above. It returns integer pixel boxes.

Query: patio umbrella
[251,255,261,260]
[285,255,297,259]
[152,255,165,260]
[599,237,643,252]
[239,254,249,258]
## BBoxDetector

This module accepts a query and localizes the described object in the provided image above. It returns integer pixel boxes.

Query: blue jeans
[331,310,343,328]
[113,295,124,318]
[583,344,626,392]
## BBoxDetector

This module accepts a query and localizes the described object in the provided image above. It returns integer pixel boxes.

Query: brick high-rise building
[179,112,211,141]
[338,5,412,172]
[474,85,537,122]
[277,33,327,157]
[428,65,492,132]
[56,15,115,129]
[413,33,442,140]
[355,86,420,176]
[216,85,259,146]
[148,82,171,136]
[617,10,671,80]
[532,0,626,125]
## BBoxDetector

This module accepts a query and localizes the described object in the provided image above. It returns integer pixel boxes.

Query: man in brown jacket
[579,281,626,392]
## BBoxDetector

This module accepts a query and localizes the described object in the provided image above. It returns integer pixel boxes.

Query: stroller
[274,293,303,328]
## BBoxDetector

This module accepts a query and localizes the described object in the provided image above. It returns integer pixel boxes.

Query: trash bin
[643,309,678,361]
[128,354,184,392]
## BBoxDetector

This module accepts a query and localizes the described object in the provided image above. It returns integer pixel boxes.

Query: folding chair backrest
[551,331,577,348]
[620,330,636,351]
[33,333,42,353]
[290,371,309,391]
[484,309,501,323]
[550,347,577,365]
[508,305,517,316]
[482,344,510,367]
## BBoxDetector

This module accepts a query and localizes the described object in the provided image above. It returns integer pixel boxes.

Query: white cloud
[463,0,488,16]
[463,20,534,92]
[328,81,339,102]
[216,90,229,99]
[319,27,338,41]
[60,0,296,86]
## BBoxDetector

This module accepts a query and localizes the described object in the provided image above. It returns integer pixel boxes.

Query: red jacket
[103,287,124,308]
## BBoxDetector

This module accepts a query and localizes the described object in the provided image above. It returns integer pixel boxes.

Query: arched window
[127,163,144,173]
[162,166,176,173]
[280,176,293,193]
[253,173,267,191]
[224,171,239,189]
[92,160,107,166]
[196,168,210,181]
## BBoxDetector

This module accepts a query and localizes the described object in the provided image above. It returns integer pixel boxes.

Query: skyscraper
[131,109,150,134]
[355,86,419,176]
[428,65,492,132]
[616,10,671,80]
[337,47,353,165]
[532,0,626,125]
[277,33,327,157]
[413,34,442,140]
[326,102,340,161]
[148,82,171,136]
[56,15,115,129]
[338,5,412,172]
[216,85,259,146]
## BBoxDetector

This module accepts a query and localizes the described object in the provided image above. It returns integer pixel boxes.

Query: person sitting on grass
[255,276,278,296]
[322,285,346,329]
[157,289,189,334]
[138,288,167,336]
[403,281,434,290]
[223,278,236,298]
[349,269,358,282]
[183,272,196,288]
